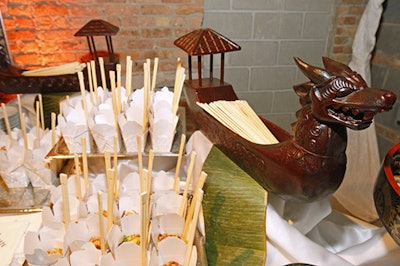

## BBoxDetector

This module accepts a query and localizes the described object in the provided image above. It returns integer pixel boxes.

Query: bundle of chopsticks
[197,100,278,145]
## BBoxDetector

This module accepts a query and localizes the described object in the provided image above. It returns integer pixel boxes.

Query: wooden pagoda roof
[174,28,241,56]
[74,20,119,37]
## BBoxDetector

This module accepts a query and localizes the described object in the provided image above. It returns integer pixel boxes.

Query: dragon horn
[294,57,331,84]
[322,56,353,75]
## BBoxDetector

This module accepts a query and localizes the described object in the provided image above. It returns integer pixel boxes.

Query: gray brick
[236,91,274,114]
[381,0,400,24]
[222,68,250,91]
[205,66,250,91]
[229,41,278,66]
[271,90,301,113]
[254,13,303,39]
[251,66,297,90]
[204,0,231,10]
[278,40,326,65]
[232,0,284,10]
[375,24,400,56]
[260,113,295,133]
[371,64,388,89]
[203,12,253,39]
[303,13,331,39]
[377,133,396,161]
[254,13,280,39]
[285,0,333,11]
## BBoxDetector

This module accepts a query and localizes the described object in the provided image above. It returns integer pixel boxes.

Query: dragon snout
[381,90,397,111]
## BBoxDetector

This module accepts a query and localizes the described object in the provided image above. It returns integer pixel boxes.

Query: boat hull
[184,79,345,202]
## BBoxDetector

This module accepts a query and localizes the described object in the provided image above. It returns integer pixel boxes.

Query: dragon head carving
[293,57,397,130]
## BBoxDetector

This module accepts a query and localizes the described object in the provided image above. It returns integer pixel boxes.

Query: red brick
[8,5,31,16]
[3,18,17,30]
[334,36,349,45]
[162,0,191,3]
[127,39,156,50]
[35,17,55,29]
[7,30,36,41]
[14,18,34,29]
[14,53,43,66]
[176,5,203,15]
[59,0,95,4]
[69,5,102,17]
[53,17,71,29]
[335,26,357,36]
[19,41,40,53]
[141,28,172,38]
[105,4,139,16]
[33,4,69,16]
[137,17,156,27]
[37,30,74,41]
[118,29,141,40]
[141,4,173,15]
[342,0,367,4]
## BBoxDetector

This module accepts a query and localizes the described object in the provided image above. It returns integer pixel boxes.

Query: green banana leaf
[202,146,267,266]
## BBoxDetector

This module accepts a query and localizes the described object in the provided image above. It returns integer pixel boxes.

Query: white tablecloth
[186,131,400,266]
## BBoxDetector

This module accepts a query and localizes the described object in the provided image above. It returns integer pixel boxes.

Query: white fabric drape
[186,131,400,266]
[333,0,385,223]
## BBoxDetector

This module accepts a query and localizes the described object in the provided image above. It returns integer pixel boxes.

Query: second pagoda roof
[174,28,241,56]
[74,19,119,37]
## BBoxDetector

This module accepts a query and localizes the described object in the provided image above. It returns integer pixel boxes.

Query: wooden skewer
[17,94,23,133]
[60,173,71,229]
[142,62,150,133]
[173,134,186,193]
[81,137,89,190]
[1,103,12,141]
[183,189,204,266]
[86,62,94,105]
[197,100,279,145]
[110,70,116,92]
[136,135,144,193]
[97,191,106,255]
[35,101,40,140]
[173,59,182,96]
[125,56,133,97]
[238,101,278,143]
[99,57,107,90]
[106,168,115,231]
[147,149,154,195]
[151,57,159,92]
[113,136,119,198]
[74,154,82,201]
[215,101,264,143]
[38,94,44,130]
[172,66,185,115]
[90,60,99,104]
[116,64,122,114]
[179,151,196,217]
[144,149,153,239]
[104,150,111,175]
[21,113,28,150]
[182,171,207,240]
[140,192,148,266]
[78,71,89,123]
[51,112,56,147]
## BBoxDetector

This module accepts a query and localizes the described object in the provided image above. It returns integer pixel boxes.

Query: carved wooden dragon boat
[184,57,397,202]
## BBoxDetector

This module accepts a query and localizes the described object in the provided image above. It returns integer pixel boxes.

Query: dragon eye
[336,87,352,97]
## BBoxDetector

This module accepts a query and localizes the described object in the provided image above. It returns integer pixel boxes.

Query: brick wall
[370,0,400,158]
[328,0,369,64]
[0,0,203,86]
[202,0,367,131]
[1,0,369,131]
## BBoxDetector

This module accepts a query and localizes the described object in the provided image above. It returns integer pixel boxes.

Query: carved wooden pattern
[184,57,397,202]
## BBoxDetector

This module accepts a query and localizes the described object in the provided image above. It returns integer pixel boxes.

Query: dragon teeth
[351,108,360,116]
